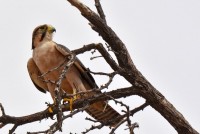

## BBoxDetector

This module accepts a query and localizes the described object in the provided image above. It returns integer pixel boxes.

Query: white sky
[0,0,200,133]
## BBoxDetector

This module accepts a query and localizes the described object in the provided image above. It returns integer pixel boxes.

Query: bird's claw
[63,89,77,112]
[63,98,74,112]
[45,102,55,119]
[45,102,54,113]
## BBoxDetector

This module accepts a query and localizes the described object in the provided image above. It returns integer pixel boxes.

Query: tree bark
[67,0,199,133]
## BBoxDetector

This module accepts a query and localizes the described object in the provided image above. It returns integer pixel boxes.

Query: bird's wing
[55,43,97,89]
[27,58,48,93]
[55,43,121,126]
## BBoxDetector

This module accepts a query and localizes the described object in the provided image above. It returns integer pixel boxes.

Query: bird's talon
[45,102,54,113]
[62,89,78,112]
[63,98,74,112]
[48,107,54,113]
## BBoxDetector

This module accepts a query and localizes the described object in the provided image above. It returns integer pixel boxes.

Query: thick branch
[0,86,140,129]
[67,0,136,74]
[66,1,199,133]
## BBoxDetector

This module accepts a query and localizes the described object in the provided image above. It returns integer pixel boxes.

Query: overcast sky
[0,0,199,133]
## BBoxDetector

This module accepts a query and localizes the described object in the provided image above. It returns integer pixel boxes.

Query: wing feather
[55,43,97,89]
[55,44,121,126]
[27,58,48,93]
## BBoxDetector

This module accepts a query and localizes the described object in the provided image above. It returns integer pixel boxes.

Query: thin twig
[9,124,18,134]
[102,102,148,127]
[91,48,96,54]
[94,0,107,24]
[62,89,95,99]
[88,69,118,90]
[85,117,99,123]
[0,86,141,133]
[48,106,88,134]
[82,101,148,134]
[72,43,123,73]
[109,118,127,134]
[53,53,76,131]
[99,71,117,90]
[28,106,88,134]
[82,123,104,134]
[0,103,6,129]
[124,122,139,134]
[103,94,131,134]
[125,106,133,134]
[0,103,5,116]
[105,94,127,107]
[90,55,103,60]
[39,56,70,78]
[88,69,114,76]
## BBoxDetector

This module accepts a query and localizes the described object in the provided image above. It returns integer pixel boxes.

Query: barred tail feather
[85,101,121,126]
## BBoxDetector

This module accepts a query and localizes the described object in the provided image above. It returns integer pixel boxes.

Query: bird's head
[32,24,56,49]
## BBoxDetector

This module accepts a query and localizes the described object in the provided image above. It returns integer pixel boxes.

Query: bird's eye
[40,27,45,30]
[39,27,46,33]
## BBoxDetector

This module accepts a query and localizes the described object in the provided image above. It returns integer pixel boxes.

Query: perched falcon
[27,24,121,126]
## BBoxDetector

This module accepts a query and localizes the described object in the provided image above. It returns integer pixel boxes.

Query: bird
[27,24,121,126]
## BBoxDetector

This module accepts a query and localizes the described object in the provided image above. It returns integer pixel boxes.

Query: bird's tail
[85,101,121,127]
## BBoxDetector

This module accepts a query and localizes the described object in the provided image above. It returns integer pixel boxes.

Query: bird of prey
[27,24,121,126]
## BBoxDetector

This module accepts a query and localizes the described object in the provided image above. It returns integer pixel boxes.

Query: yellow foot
[48,106,54,113]
[63,98,74,112]
[46,102,54,114]
[63,88,78,112]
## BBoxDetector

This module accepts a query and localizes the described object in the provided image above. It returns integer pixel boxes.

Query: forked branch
[66,0,199,133]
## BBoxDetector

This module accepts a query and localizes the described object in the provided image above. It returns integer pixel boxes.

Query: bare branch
[53,53,76,131]
[90,55,103,60]
[124,123,139,134]
[98,71,117,90]
[125,106,133,134]
[9,124,18,134]
[104,94,135,134]
[28,106,88,134]
[109,118,126,134]
[66,1,199,133]
[105,95,135,134]
[94,0,107,24]
[0,103,5,116]
[72,43,123,73]
[83,102,148,134]
[0,86,140,132]
[1,1,197,133]
[106,101,148,129]
[39,56,70,78]
[82,124,104,134]
[85,117,99,123]
[109,102,147,134]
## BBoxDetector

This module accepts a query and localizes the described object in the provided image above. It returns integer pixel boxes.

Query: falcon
[27,24,121,126]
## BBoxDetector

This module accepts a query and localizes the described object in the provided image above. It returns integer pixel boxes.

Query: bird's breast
[33,42,65,73]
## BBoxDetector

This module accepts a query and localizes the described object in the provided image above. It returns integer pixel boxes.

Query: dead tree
[0,1,198,134]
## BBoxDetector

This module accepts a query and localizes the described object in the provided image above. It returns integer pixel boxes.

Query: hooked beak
[47,25,56,33]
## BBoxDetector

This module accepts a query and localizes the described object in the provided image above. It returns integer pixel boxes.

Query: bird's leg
[47,90,61,113]
[48,106,54,113]
[47,88,78,113]
[63,88,78,112]
[47,98,56,113]
[63,98,73,112]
